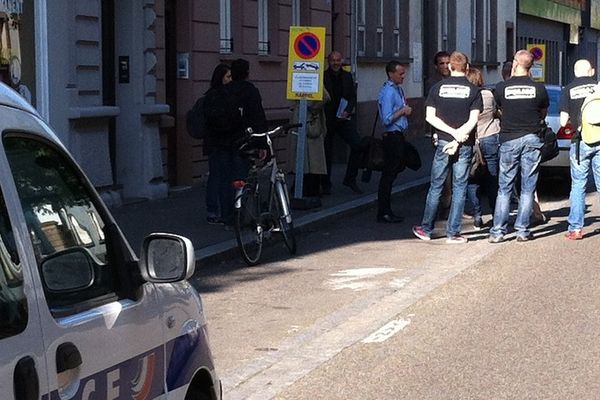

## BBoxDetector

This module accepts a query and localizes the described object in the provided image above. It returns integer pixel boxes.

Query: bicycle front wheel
[274,180,296,255]
[234,186,263,265]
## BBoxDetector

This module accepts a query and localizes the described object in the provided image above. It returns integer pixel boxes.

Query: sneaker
[473,217,483,230]
[488,234,505,243]
[516,233,533,242]
[412,225,431,241]
[446,235,468,244]
[565,230,583,240]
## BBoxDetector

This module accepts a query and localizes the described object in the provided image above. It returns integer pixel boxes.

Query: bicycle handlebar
[246,123,303,138]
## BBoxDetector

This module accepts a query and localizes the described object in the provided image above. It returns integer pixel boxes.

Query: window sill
[257,55,283,64]
[68,106,120,120]
[471,60,500,67]
[140,104,170,116]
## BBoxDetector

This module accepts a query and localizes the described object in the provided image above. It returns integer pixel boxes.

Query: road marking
[390,277,411,289]
[325,267,395,291]
[362,318,411,343]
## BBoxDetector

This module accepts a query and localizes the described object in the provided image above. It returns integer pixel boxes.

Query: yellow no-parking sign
[286,26,325,101]
[527,44,546,82]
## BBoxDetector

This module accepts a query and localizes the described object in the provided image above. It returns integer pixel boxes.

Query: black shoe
[207,216,224,225]
[377,214,404,223]
[473,217,483,230]
[343,180,363,194]
[531,214,549,227]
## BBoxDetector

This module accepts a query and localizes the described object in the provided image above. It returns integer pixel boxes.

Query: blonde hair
[466,67,483,87]
[449,51,468,73]
[514,49,533,70]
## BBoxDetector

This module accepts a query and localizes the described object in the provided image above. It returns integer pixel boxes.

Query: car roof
[0,82,39,116]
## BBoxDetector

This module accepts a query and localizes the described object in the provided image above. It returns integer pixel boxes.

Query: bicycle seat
[238,136,272,165]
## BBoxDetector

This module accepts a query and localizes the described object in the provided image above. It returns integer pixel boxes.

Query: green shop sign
[520,0,581,26]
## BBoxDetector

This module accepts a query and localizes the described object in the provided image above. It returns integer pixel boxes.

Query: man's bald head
[574,59,595,78]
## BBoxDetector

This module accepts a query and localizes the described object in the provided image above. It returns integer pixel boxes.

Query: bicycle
[233,123,301,265]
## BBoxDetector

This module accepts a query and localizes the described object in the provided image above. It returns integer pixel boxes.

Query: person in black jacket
[203,63,232,225]
[229,58,268,135]
[204,59,267,227]
[323,51,363,194]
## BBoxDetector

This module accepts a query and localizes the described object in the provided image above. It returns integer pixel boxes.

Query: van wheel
[184,387,211,400]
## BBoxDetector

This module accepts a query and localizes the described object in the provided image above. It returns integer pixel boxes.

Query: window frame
[257,0,270,55]
[220,0,233,54]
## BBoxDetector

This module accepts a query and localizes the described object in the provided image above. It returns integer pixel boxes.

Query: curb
[195,176,430,266]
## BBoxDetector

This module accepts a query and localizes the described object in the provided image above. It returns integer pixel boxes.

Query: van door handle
[56,342,82,373]
[13,356,39,400]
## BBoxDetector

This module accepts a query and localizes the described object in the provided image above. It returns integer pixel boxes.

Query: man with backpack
[561,59,598,240]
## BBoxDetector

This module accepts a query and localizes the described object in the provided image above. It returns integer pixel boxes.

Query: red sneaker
[412,225,431,241]
[565,230,583,240]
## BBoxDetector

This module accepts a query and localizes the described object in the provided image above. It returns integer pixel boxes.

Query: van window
[4,136,120,315]
[0,189,27,339]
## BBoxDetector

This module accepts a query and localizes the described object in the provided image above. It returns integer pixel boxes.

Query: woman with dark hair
[204,63,232,225]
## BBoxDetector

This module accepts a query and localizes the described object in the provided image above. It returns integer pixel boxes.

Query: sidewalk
[108,135,434,265]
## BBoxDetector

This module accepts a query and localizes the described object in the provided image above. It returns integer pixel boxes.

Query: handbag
[538,122,559,163]
[404,141,422,171]
[469,142,486,179]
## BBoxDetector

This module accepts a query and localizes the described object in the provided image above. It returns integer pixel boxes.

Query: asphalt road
[192,174,600,400]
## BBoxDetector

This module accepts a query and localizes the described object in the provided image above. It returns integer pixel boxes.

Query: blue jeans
[206,152,222,218]
[207,149,249,224]
[490,133,542,238]
[567,141,600,231]
[466,134,500,218]
[421,141,473,237]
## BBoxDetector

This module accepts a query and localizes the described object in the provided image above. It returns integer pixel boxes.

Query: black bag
[404,141,422,171]
[186,96,207,139]
[204,86,243,133]
[358,111,385,172]
[366,137,385,171]
[539,123,559,163]
[469,142,486,179]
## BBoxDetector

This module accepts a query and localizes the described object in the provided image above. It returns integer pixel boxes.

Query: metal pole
[293,99,308,199]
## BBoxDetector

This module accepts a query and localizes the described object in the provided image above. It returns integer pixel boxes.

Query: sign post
[286,26,325,203]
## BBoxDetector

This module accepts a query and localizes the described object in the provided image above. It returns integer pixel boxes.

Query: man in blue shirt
[376,61,413,223]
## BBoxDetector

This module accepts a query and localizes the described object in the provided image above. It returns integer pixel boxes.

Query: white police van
[0,83,221,400]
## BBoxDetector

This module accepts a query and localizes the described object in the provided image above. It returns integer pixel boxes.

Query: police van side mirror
[40,247,96,293]
[139,233,195,283]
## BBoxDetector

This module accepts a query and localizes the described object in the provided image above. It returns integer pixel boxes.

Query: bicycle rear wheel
[274,180,296,255]
[234,186,263,265]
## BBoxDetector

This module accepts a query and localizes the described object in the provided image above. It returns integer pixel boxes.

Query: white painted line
[325,267,395,291]
[362,318,411,343]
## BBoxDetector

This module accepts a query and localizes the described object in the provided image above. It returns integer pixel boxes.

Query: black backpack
[203,86,243,134]
[186,96,207,139]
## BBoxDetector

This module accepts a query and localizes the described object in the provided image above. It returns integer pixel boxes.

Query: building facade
[15,1,600,204]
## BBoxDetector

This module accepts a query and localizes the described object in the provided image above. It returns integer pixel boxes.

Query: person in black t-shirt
[412,51,482,244]
[561,59,598,240]
[488,50,549,243]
